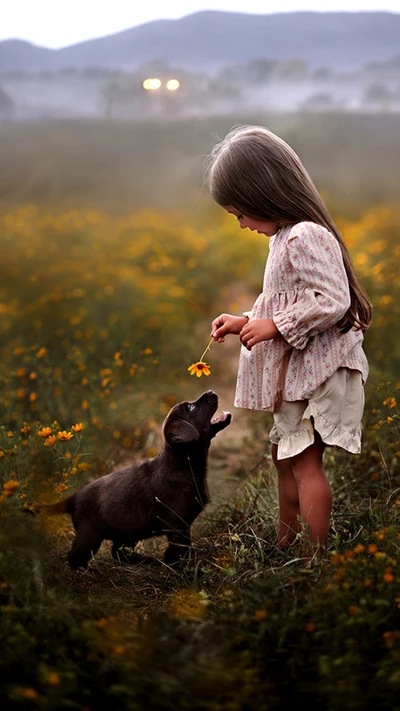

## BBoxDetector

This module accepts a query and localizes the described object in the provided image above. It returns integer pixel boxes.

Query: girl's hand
[211,314,249,343]
[239,319,279,350]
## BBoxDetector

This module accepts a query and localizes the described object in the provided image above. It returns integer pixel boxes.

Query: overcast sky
[1,0,399,49]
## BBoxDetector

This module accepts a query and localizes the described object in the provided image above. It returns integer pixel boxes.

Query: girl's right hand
[211,314,249,343]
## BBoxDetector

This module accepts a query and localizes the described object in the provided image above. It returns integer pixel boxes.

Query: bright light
[142,78,162,91]
[166,79,180,91]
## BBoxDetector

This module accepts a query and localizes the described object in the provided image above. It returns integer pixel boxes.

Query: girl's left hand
[239,318,279,350]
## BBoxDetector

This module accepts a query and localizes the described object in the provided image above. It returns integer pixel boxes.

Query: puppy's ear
[164,418,200,445]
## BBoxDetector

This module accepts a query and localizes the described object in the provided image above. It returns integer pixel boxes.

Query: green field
[1,114,400,710]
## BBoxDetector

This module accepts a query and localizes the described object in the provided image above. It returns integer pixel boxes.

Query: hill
[1,11,400,74]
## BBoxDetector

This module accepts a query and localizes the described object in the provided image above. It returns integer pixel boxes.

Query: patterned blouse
[234,221,369,411]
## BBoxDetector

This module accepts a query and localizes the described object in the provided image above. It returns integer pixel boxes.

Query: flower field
[1,115,400,709]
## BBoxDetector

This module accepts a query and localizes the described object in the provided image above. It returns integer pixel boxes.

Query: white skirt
[269,368,365,460]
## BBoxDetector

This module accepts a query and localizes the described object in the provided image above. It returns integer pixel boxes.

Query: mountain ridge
[1,11,400,73]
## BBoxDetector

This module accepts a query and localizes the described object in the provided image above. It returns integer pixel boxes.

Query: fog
[1,56,400,120]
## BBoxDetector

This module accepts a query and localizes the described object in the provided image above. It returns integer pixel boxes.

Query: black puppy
[43,390,231,569]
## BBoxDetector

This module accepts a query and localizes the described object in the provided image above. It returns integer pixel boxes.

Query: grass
[1,442,400,710]
[0,114,400,708]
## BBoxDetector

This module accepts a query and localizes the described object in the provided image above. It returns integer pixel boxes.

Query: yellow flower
[254,609,268,621]
[188,361,211,378]
[47,672,61,686]
[353,544,365,554]
[44,435,57,447]
[36,347,47,358]
[38,426,52,438]
[187,338,213,377]
[71,423,84,432]
[57,431,74,441]
[3,480,20,491]
[22,689,38,700]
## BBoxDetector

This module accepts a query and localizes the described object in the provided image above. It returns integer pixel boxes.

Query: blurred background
[0,2,399,461]
[1,8,400,708]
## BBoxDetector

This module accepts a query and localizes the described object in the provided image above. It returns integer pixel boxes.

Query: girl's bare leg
[272,443,301,548]
[291,432,332,554]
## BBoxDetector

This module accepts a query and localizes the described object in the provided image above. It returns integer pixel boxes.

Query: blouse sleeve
[273,223,351,350]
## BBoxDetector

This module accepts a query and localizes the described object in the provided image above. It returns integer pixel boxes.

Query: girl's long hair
[205,125,372,333]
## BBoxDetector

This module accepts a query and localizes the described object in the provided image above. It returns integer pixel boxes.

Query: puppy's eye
[187,403,196,412]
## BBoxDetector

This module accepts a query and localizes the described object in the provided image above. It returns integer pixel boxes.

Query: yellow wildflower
[22,689,38,699]
[71,423,84,432]
[187,338,212,378]
[57,431,73,441]
[188,361,211,378]
[38,427,52,438]
[353,544,365,554]
[113,645,126,655]
[44,435,57,447]
[254,609,268,621]
[47,672,61,686]
[3,480,20,491]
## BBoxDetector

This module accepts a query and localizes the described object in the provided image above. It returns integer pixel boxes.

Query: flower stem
[200,338,213,363]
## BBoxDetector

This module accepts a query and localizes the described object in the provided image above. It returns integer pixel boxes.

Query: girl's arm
[211,313,249,343]
[274,223,351,351]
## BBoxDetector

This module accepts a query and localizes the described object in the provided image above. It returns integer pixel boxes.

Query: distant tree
[271,59,309,82]
[216,59,277,89]
[364,82,392,103]
[216,63,240,85]
[101,72,149,119]
[82,67,116,80]
[245,59,277,84]
[137,59,172,77]
[313,67,334,81]
[0,86,14,117]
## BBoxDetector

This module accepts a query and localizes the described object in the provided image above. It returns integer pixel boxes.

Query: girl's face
[223,206,280,237]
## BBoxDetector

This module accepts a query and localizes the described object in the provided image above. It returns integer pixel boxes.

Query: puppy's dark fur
[42,390,231,569]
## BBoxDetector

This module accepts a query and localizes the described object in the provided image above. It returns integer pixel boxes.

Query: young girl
[208,125,372,558]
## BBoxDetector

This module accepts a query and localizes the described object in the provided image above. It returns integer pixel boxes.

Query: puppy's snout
[196,390,218,406]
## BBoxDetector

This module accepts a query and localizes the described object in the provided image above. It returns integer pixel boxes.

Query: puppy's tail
[25,495,75,517]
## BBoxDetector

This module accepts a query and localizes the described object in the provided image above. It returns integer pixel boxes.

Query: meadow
[0,113,400,710]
